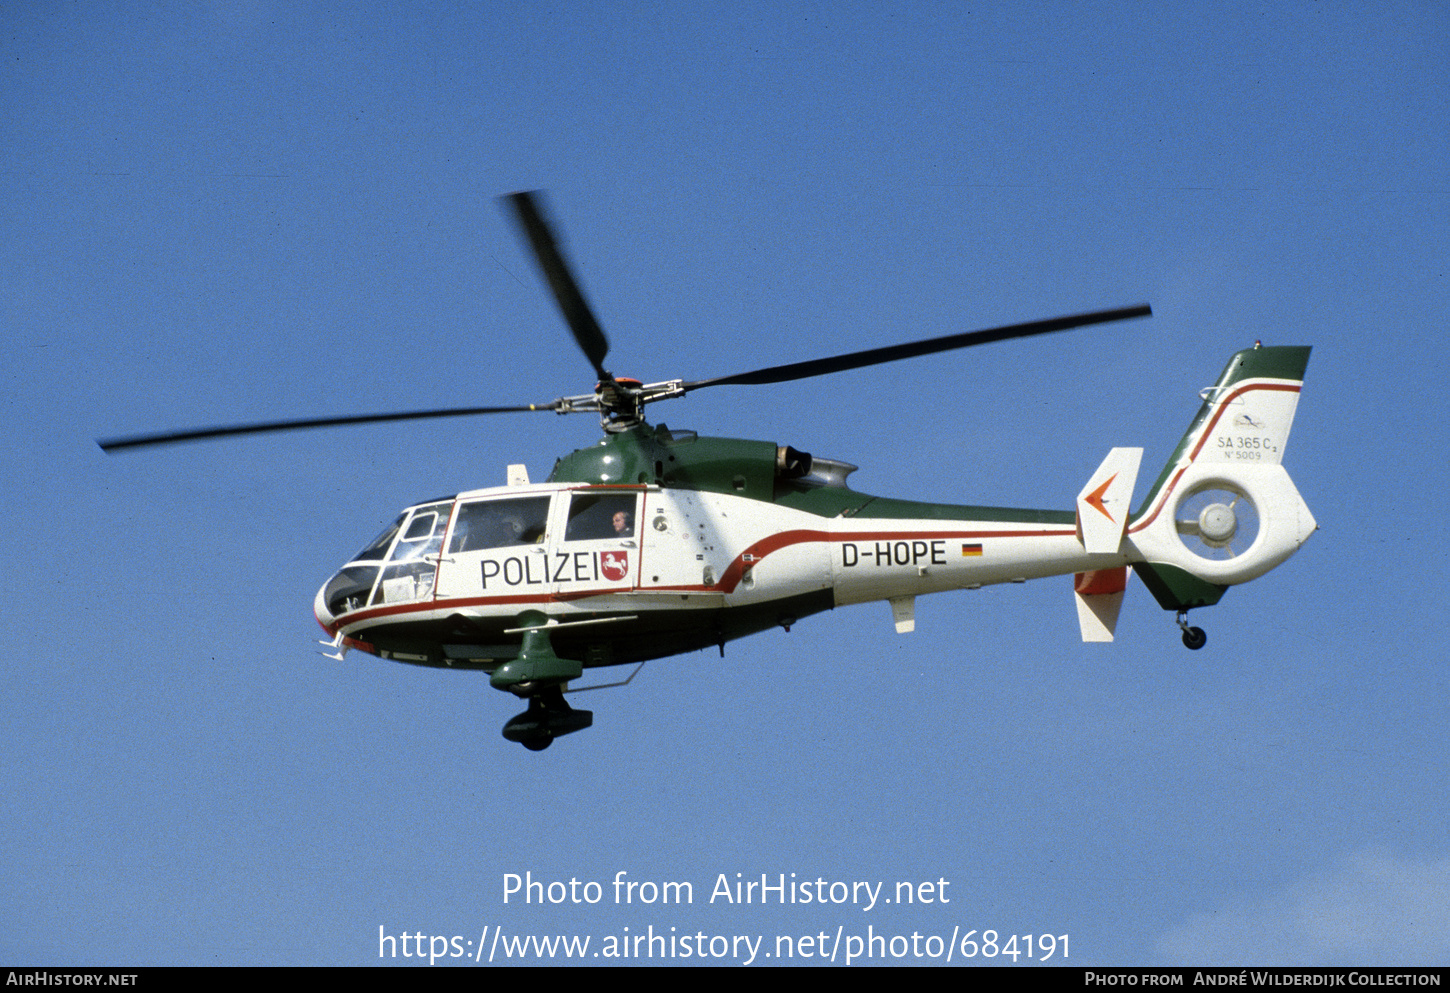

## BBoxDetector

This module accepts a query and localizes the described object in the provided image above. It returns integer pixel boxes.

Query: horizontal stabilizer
[1077,447,1142,554]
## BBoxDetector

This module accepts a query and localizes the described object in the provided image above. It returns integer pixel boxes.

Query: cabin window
[447,496,551,553]
[564,492,637,541]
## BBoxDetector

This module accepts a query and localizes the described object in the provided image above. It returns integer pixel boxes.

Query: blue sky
[4,1,1447,967]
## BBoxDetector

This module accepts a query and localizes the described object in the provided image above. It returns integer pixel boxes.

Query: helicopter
[101,192,1316,751]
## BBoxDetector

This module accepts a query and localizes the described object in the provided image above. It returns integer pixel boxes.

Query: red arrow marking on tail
[1085,473,1118,522]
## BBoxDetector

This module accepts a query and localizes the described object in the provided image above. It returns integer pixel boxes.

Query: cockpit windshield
[352,515,404,561]
[323,500,454,617]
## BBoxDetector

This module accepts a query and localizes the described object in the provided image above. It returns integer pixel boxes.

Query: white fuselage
[314,481,1116,655]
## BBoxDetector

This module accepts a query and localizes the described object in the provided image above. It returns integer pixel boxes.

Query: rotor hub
[1198,502,1237,544]
[596,377,645,431]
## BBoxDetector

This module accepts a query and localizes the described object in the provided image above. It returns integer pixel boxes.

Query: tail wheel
[1174,483,1259,560]
[1175,610,1208,651]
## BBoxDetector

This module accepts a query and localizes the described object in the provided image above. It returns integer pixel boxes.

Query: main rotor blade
[98,403,558,453]
[679,304,1152,392]
[504,191,612,382]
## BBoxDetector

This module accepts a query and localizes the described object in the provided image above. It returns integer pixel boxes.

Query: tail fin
[1128,345,1316,611]
[1072,448,1142,642]
[1076,447,1143,554]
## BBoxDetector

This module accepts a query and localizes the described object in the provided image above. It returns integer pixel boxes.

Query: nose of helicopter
[313,582,336,632]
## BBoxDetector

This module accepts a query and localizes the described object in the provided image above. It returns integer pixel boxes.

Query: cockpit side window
[447,496,551,554]
[390,502,451,563]
[364,502,454,606]
[403,512,438,541]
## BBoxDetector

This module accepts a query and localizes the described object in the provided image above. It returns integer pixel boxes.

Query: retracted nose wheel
[1176,611,1207,651]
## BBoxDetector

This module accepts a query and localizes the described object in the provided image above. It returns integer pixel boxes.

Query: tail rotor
[1174,484,1259,560]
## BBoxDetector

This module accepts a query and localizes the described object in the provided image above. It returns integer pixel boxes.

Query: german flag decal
[961,543,983,557]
